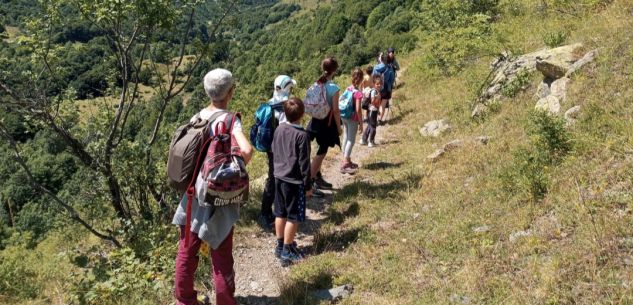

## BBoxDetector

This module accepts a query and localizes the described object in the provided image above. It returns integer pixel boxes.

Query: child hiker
[360,74,382,148]
[340,68,364,174]
[272,97,312,266]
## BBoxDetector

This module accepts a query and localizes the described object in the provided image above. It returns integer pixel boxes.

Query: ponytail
[317,56,339,84]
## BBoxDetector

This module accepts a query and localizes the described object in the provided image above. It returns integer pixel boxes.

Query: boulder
[419,119,451,137]
[564,105,581,126]
[443,139,463,151]
[535,95,561,114]
[550,77,570,102]
[535,43,584,79]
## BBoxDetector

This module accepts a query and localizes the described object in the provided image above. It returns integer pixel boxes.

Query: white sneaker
[368,141,376,148]
[360,139,367,145]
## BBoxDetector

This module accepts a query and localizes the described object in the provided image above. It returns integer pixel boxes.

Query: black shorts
[274,179,306,222]
[381,90,392,101]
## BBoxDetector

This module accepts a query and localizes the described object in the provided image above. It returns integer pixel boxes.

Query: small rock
[427,148,445,162]
[449,293,471,305]
[550,77,570,102]
[413,213,421,219]
[443,139,463,151]
[564,105,581,120]
[471,103,488,118]
[473,225,490,233]
[419,119,452,137]
[535,95,561,114]
[509,230,532,242]
[474,136,490,145]
[623,256,633,266]
[313,284,353,303]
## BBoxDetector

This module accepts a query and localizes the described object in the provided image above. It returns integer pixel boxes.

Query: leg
[310,149,327,179]
[175,226,203,305]
[260,151,275,221]
[343,120,358,163]
[369,111,378,143]
[284,220,300,245]
[210,229,236,305]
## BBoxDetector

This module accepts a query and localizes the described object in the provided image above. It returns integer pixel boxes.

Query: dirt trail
[227,72,405,304]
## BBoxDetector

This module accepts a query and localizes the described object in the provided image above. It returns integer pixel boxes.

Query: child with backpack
[305,56,341,195]
[171,68,253,305]
[338,68,364,174]
[360,74,382,148]
[251,75,297,231]
[373,53,396,125]
[271,97,312,266]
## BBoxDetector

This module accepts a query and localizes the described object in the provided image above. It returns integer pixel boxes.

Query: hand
[358,126,363,134]
[306,190,313,198]
[337,126,343,136]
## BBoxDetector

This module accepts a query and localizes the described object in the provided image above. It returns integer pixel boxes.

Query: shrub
[501,69,534,97]
[543,30,568,48]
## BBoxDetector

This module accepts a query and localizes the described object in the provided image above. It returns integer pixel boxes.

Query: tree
[0,0,237,247]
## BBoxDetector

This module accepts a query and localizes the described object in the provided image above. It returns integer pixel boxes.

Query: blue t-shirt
[324,81,340,106]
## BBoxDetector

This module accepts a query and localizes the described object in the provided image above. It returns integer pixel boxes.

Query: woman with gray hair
[172,68,253,305]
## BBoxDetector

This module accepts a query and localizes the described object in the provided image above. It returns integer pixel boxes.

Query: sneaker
[368,141,376,148]
[196,295,211,305]
[258,214,274,231]
[280,247,304,267]
[359,139,367,145]
[314,174,333,190]
[289,243,306,259]
[311,187,325,198]
[275,241,298,258]
[340,164,358,174]
[349,162,359,169]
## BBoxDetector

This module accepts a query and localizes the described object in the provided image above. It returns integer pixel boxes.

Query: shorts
[381,90,392,101]
[274,179,306,222]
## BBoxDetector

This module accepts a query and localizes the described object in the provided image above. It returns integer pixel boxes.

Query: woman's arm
[234,131,253,164]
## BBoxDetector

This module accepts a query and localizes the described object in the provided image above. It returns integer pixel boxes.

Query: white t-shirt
[198,108,243,135]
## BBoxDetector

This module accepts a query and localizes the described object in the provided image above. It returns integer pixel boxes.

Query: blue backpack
[373,63,395,92]
[249,102,281,152]
[338,86,357,119]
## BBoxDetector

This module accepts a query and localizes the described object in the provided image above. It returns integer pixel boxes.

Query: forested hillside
[1,0,631,304]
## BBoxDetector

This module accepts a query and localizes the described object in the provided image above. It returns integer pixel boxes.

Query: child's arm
[298,133,312,193]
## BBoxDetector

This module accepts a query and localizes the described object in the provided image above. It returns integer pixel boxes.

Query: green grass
[279,1,633,304]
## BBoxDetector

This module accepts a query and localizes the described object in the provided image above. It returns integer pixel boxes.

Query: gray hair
[203,68,234,102]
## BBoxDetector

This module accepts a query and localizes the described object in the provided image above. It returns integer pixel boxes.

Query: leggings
[341,118,358,158]
[362,110,378,143]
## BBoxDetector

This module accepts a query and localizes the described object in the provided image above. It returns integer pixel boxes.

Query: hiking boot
[359,139,367,145]
[368,141,376,148]
[349,162,359,169]
[314,173,333,190]
[279,250,303,267]
[258,214,274,231]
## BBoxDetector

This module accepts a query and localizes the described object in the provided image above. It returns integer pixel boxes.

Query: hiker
[255,75,297,231]
[339,68,364,174]
[360,74,382,148]
[271,97,312,266]
[387,47,400,73]
[172,68,253,305]
[373,53,396,125]
[306,56,342,195]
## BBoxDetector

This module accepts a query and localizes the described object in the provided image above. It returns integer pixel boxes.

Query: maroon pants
[174,226,236,305]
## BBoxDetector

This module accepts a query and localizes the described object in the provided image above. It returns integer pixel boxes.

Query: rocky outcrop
[472,43,597,118]
[427,137,489,162]
[419,119,451,137]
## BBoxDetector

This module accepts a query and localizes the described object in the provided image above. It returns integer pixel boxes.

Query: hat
[272,75,297,103]
[387,47,395,53]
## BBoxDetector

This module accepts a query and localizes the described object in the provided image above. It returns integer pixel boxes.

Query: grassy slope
[280,1,633,304]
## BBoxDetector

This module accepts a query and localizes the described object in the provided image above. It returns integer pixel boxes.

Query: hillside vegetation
[1,0,632,304]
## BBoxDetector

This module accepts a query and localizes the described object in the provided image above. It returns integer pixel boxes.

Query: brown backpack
[166,111,227,193]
